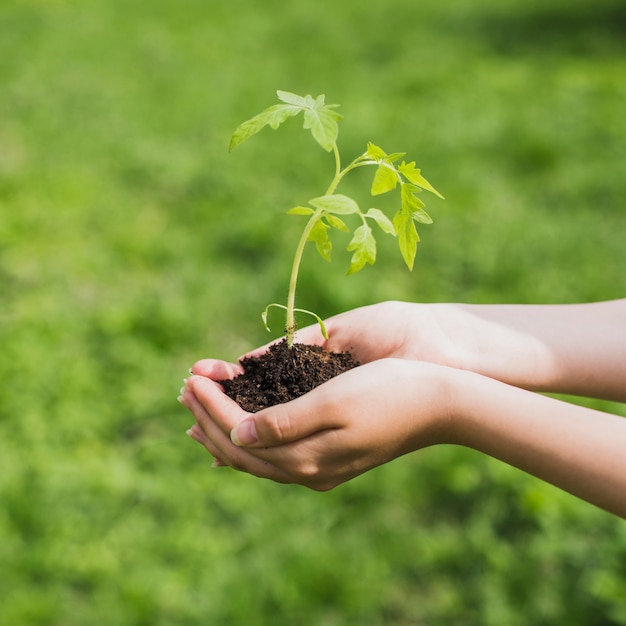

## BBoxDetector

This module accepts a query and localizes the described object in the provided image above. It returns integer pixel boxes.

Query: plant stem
[285,207,324,347]
[283,149,378,347]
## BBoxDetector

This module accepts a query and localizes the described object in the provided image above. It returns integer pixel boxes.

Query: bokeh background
[1,0,625,623]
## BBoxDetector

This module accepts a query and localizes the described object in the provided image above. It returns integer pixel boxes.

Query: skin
[179,299,626,518]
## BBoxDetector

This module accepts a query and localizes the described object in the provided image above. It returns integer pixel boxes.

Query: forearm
[448,369,626,518]
[435,299,626,401]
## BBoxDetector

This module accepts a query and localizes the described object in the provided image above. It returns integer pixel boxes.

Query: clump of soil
[220,339,360,412]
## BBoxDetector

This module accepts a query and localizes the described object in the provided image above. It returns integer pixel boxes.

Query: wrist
[431,365,471,447]
[421,303,552,391]
[400,360,467,449]
[437,366,502,449]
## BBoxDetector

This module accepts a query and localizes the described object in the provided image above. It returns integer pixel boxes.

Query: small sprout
[230,90,443,347]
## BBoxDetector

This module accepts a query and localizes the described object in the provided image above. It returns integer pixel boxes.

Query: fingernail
[231,418,258,447]
[212,458,226,468]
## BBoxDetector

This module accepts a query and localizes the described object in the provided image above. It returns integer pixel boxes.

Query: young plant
[230,90,443,347]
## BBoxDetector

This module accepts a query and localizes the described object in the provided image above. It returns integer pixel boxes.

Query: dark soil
[220,339,360,412]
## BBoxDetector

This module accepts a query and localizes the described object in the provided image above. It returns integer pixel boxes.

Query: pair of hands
[180,298,626,514]
[179,301,479,489]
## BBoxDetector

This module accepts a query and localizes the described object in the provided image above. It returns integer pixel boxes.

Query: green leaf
[371,163,398,196]
[261,302,288,333]
[294,307,329,340]
[365,142,387,160]
[393,209,420,270]
[307,220,332,261]
[230,90,342,152]
[324,214,350,232]
[276,90,310,107]
[229,104,301,151]
[346,223,376,275]
[364,142,405,163]
[287,206,315,216]
[385,152,407,163]
[365,208,395,235]
[401,183,426,210]
[401,184,432,224]
[412,207,433,224]
[302,97,342,151]
[398,161,444,198]
[309,194,360,215]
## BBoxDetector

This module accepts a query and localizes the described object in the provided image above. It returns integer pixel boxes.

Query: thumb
[230,394,332,448]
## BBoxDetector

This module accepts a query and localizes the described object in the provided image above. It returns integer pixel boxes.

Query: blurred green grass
[1,0,626,624]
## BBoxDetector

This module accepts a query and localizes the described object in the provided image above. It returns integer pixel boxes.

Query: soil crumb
[220,339,359,412]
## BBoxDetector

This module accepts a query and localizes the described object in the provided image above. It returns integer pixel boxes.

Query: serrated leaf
[303,106,342,152]
[412,207,433,224]
[307,220,332,261]
[401,183,426,212]
[365,208,395,235]
[371,163,398,196]
[346,224,376,275]
[276,90,309,107]
[365,142,387,160]
[398,161,444,198]
[230,91,342,152]
[393,209,420,270]
[229,104,300,151]
[309,194,359,215]
[287,206,315,216]
[364,142,405,164]
[385,152,407,163]
[324,214,350,232]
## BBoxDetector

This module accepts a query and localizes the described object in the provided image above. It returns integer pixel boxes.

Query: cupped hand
[180,358,456,490]
[238,300,466,368]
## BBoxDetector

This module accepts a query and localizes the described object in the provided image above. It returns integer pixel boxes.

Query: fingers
[190,359,243,381]
[181,363,401,491]
[187,375,248,433]
[181,378,294,481]
[229,368,366,448]
[187,373,321,448]
[186,423,227,467]
[229,402,322,448]
[185,372,342,473]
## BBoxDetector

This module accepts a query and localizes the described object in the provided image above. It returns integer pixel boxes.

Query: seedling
[230,90,443,347]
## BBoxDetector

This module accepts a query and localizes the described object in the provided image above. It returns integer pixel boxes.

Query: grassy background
[1,0,626,623]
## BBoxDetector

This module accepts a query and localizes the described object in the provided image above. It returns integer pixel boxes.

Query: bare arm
[444,299,626,402]
[450,369,626,518]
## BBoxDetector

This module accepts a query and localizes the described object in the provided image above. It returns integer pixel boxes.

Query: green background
[1,0,625,623]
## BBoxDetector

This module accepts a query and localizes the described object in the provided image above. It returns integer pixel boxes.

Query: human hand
[285,300,607,396]
[244,300,466,368]
[180,358,455,490]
